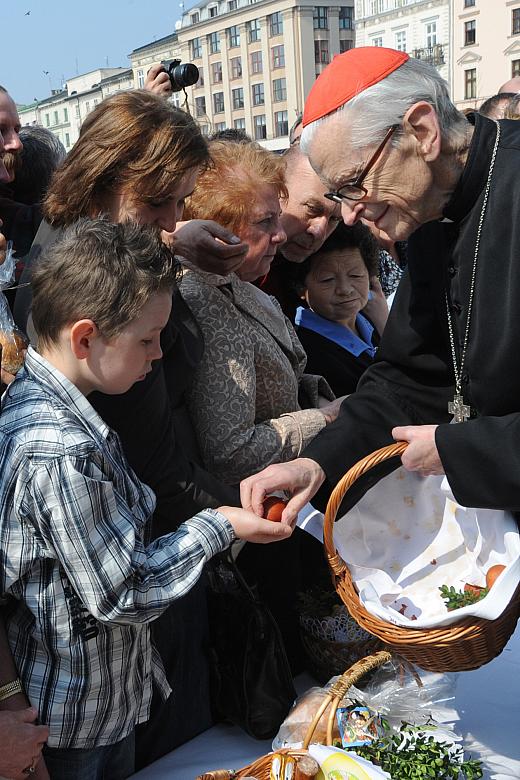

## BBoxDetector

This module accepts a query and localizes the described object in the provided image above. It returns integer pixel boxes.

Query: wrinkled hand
[392,425,444,477]
[362,276,389,336]
[240,458,325,526]
[144,63,173,97]
[218,505,293,543]
[320,395,347,425]
[166,220,249,275]
[0,708,49,780]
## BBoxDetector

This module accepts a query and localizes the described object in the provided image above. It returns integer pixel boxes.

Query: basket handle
[302,649,392,749]
[323,442,407,578]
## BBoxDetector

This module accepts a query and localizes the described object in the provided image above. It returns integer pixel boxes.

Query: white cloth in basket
[303,469,520,629]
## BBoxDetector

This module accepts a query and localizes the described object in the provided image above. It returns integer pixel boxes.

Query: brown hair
[183,139,287,233]
[43,90,209,227]
[32,218,178,347]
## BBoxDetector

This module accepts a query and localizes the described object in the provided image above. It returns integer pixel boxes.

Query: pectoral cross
[448,393,470,423]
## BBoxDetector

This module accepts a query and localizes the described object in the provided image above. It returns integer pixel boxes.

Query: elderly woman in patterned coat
[181,140,343,485]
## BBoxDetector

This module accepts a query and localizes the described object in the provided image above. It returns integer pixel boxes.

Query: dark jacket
[305,114,520,517]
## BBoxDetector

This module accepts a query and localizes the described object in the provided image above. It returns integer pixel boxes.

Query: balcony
[412,43,446,68]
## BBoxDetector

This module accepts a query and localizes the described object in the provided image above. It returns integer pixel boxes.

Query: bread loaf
[0,328,28,374]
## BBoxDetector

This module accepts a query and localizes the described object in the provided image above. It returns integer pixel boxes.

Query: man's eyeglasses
[324,125,398,204]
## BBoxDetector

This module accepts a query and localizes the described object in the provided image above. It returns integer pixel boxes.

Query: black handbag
[206,547,297,740]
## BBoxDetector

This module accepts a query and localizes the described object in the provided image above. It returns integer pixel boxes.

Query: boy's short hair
[32,218,179,347]
[290,222,380,295]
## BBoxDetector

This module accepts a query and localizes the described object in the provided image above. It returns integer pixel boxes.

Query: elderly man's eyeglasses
[324,125,398,204]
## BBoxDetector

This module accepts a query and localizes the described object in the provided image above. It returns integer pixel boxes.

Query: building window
[248,19,261,42]
[228,0,237,9]
[425,21,437,48]
[395,30,406,52]
[272,45,285,68]
[215,122,226,132]
[370,0,384,11]
[191,37,202,58]
[196,67,204,87]
[75,104,80,119]
[209,5,218,17]
[464,68,477,100]
[252,83,265,106]
[339,7,353,30]
[274,110,288,137]
[231,57,242,79]
[513,8,520,35]
[200,124,209,136]
[85,101,90,113]
[464,20,476,46]
[232,87,244,109]
[313,6,328,29]
[45,113,50,126]
[254,114,267,140]
[228,25,240,47]
[65,132,70,147]
[53,110,59,124]
[63,107,68,122]
[137,68,145,88]
[314,39,330,64]
[195,96,206,117]
[191,11,199,23]
[269,11,283,36]
[234,117,246,129]
[212,62,223,83]
[372,36,383,47]
[272,77,287,101]
[513,59,520,77]
[250,50,263,74]
[464,0,475,6]
[213,92,225,113]
[208,32,220,54]
[339,39,353,53]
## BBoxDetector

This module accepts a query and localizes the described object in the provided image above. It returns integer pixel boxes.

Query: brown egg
[263,496,287,522]
[486,564,506,590]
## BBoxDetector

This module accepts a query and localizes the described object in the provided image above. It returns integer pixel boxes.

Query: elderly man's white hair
[301,57,468,154]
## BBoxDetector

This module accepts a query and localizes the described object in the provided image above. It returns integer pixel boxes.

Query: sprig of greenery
[439,585,488,612]
[350,723,483,779]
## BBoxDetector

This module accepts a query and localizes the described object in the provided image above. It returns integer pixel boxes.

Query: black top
[305,114,520,516]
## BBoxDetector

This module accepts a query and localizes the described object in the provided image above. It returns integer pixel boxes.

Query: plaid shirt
[0,348,235,749]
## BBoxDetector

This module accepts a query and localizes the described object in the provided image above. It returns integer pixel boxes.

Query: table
[133,627,520,780]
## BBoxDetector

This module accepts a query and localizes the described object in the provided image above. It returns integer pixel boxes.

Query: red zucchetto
[302,47,410,127]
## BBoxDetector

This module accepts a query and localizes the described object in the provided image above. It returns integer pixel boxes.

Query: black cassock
[305,112,520,517]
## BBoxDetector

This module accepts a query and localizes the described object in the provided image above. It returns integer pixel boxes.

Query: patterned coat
[180,262,333,484]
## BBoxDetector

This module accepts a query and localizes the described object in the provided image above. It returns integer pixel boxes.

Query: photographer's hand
[144,63,172,97]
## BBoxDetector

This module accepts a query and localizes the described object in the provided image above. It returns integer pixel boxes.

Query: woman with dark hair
[292,222,388,396]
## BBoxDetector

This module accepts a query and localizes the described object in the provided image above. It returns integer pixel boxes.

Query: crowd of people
[0,45,519,779]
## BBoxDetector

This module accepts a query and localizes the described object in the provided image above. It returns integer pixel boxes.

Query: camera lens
[168,63,199,90]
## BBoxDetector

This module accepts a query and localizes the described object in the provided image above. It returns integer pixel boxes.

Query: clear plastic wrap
[0,241,28,375]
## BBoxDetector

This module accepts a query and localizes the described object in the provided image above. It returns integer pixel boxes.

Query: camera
[162,59,199,91]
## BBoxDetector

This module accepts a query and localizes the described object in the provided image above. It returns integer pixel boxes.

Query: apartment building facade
[451,0,520,110]
[172,0,355,149]
[354,0,450,83]
[18,68,134,149]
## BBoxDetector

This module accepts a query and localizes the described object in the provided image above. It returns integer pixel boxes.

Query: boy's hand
[218,506,293,544]
[0,221,6,265]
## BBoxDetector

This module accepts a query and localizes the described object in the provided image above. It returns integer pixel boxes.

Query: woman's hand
[240,458,326,526]
[165,220,249,275]
[0,708,49,780]
[392,424,444,476]
[319,395,347,425]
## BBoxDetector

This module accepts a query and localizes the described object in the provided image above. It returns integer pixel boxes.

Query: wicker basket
[323,441,520,673]
[196,650,392,780]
